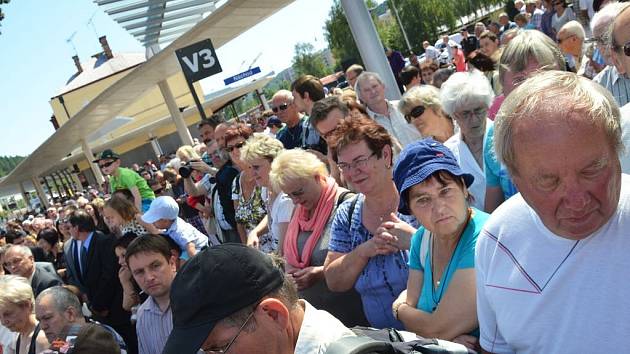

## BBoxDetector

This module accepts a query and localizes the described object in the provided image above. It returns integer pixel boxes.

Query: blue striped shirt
[136,297,172,354]
[594,65,630,107]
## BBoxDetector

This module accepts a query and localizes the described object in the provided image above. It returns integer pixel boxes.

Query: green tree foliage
[0,155,25,178]
[324,0,505,63]
[291,42,332,78]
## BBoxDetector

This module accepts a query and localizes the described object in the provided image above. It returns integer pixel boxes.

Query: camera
[179,160,200,178]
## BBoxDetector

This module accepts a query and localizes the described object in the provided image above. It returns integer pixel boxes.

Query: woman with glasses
[441,70,494,211]
[0,275,50,354]
[551,0,576,35]
[324,117,418,329]
[398,85,456,143]
[224,124,266,244]
[391,139,489,350]
[269,149,368,326]
[241,134,294,254]
[484,30,566,211]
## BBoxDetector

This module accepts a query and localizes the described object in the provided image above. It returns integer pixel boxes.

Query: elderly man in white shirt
[355,71,422,148]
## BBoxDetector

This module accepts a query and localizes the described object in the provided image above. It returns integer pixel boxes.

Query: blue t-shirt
[484,125,518,199]
[408,208,489,315]
[329,194,418,329]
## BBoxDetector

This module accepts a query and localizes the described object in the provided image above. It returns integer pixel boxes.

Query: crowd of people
[1,0,630,353]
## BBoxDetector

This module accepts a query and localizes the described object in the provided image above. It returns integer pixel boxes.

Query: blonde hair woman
[241,133,294,254]
[269,149,367,326]
[0,275,49,354]
[398,85,456,143]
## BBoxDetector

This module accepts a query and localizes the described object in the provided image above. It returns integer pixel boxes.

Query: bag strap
[346,195,359,227]
[337,191,355,208]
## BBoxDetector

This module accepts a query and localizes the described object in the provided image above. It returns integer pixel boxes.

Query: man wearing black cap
[93,149,155,212]
[163,244,355,354]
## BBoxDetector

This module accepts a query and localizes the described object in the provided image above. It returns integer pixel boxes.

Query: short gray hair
[439,70,495,116]
[36,286,82,315]
[354,72,384,100]
[591,2,629,39]
[398,85,444,116]
[271,89,293,102]
[495,71,622,175]
[498,30,566,86]
[6,244,33,258]
[559,20,585,41]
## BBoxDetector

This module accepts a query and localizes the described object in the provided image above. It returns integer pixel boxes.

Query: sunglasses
[404,105,426,123]
[98,160,116,169]
[226,142,245,152]
[613,41,630,57]
[271,103,290,113]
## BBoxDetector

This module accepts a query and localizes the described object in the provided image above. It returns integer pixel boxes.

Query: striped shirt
[136,297,172,354]
[594,65,630,107]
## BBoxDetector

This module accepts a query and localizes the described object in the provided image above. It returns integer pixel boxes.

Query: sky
[0,0,338,157]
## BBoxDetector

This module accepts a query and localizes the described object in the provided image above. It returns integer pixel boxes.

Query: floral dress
[232,175,269,248]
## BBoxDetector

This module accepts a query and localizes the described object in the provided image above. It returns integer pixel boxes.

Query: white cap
[141,196,179,223]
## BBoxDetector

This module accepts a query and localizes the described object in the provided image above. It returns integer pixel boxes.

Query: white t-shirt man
[476,174,630,353]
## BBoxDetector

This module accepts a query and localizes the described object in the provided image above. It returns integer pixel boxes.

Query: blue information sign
[223,67,262,85]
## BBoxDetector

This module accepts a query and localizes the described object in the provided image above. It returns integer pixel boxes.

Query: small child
[141,196,219,258]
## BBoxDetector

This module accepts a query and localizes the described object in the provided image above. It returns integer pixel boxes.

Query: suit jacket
[31,262,63,297]
[65,231,129,326]
[64,238,88,295]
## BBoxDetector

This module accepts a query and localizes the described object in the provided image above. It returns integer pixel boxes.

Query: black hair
[125,234,172,265]
[37,228,60,247]
[68,210,96,233]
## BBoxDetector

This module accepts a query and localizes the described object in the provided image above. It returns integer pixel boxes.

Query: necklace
[430,209,472,309]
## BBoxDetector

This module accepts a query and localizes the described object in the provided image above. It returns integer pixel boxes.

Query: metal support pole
[148,133,163,159]
[50,174,64,198]
[63,169,78,194]
[341,0,401,101]
[57,171,73,197]
[231,103,239,119]
[81,139,105,187]
[18,182,30,210]
[31,177,51,209]
[157,80,194,146]
[256,89,270,111]
[389,0,412,52]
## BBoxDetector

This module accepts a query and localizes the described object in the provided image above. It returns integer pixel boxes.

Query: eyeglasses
[320,127,338,141]
[337,153,377,173]
[404,105,426,123]
[456,107,487,119]
[98,160,116,169]
[226,142,245,153]
[202,306,256,353]
[271,103,290,113]
[613,41,630,57]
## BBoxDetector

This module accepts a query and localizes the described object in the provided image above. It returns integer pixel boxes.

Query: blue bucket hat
[393,138,474,215]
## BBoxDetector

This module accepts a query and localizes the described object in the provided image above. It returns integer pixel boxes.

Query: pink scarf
[284,178,337,268]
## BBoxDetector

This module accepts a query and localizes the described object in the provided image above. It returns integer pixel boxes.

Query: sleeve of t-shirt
[119,169,139,189]
[484,126,501,187]
[274,194,295,223]
[476,226,511,353]
[328,198,355,254]
[408,228,426,271]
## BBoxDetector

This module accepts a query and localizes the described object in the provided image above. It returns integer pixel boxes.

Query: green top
[109,167,155,200]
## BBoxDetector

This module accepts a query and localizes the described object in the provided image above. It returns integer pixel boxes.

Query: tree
[291,42,331,78]
[0,155,26,178]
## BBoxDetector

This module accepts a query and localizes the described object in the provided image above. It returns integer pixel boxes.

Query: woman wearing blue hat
[390,138,489,350]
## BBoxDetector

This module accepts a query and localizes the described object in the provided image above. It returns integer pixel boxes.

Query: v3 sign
[175,39,223,83]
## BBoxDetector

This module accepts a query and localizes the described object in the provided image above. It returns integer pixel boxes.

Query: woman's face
[337,140,390,195]
[0,303,31,333]
[114,246,127,269]
[102,206,124,228]
[226,137,247,166]
[408,176,469,237]
[407,105,448,138]
[37,239,52,253]
[58,221,71,239]
[453,104,488,141]
[479,38,499,57]
[421,67,435,85]
[502,58,541,96]
[281,175,326,212]
[84,204,95,217]
[249,157,272,188]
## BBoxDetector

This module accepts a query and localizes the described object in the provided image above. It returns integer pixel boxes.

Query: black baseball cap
[92,149,120,163]
[162,244,285,354]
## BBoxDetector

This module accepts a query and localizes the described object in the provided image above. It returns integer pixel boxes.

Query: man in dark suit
[3,244,62,297]
[67,210,138,354]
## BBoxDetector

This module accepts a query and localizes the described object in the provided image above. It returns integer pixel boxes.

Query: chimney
[99,35,113,59]
[72,55,83,73]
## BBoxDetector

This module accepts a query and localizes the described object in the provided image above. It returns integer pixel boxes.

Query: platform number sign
[175,39,223,83]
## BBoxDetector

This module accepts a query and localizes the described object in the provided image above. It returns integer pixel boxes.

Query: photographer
[183,125,240,243]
